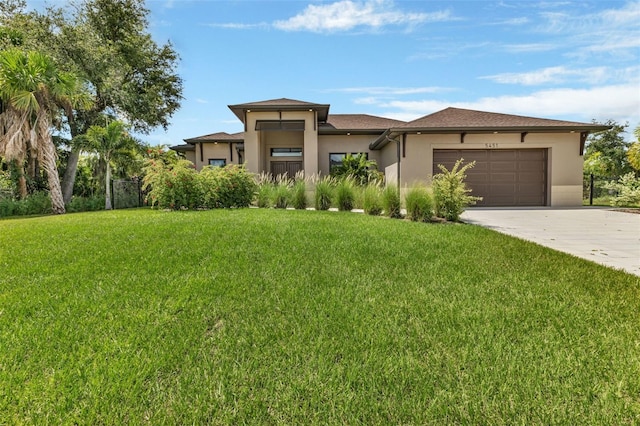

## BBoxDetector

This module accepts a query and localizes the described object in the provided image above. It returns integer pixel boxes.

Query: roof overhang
[228,101,330,123]
[369,124,611,150]
[170,144,195,152]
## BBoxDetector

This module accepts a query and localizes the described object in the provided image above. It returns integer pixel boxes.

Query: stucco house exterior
[171,98,608,207]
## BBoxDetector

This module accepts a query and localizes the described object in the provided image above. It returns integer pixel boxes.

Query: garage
[433,149,548,207]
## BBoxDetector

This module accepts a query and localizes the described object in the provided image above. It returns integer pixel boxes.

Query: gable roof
[400,107,607,131]
[184,131,244,143]
[320,114,406,133]
[228,98,330,123]
[370,107,610,149]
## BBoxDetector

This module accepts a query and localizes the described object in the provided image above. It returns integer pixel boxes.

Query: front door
[271,161,303,177]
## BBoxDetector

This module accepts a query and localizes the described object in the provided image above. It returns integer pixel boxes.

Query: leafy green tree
[0,49,89,214]
[331,153,383,185]
[75,120,136,210]
[584,120,631,177]
[627,125,640,172]
[1,0,183,203]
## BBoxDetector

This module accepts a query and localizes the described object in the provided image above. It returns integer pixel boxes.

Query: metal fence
[583,174,619,205]
[112,178,145,209]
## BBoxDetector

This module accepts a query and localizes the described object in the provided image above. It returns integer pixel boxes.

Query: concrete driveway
[460,208,640,277]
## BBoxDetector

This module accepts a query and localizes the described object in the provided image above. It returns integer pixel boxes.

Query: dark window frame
[270,147,303,157]
[329,152,369,172]
[208,158,227,168]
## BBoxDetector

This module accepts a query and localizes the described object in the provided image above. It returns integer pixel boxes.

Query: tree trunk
[61,148,79,204]
[105,160,112,210]
[39,116,65,214]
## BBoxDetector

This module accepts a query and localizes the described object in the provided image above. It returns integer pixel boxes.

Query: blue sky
[33,1,640,144]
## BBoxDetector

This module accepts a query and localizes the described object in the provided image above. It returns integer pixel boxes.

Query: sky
[30,0,640,145]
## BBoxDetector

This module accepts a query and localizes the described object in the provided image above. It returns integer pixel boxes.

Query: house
[171,98,608,207]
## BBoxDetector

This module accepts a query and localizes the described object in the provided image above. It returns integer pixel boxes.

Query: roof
[169,144,194,151]
[228,98,330,123]
[184,131,244,143]
[400,107,608,131]
[370,107,611,149]
[320,114,406,133]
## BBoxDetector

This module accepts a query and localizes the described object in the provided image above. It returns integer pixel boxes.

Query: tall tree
[75,120,136,210]
[0,49,89,213]
[584,120,631,177]
[1,0,183,203]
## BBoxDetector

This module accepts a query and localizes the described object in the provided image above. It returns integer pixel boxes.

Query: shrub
[382,185,402,218]
[271,174,292,209]
[335,177,356,211]
[0,191,52,217]
[314,176,334,211]
[331,153,383,185]
[602,172,640,206]
[291,179,308,210]
[66,196,106,213]
[200,165,256,208]
[255,182,274,208]
[432,159,481,221]
[363,184,383,216]
[405,186,434,222]
[143,159,201,209]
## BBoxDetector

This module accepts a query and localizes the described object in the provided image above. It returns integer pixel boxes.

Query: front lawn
[1,209,638,424]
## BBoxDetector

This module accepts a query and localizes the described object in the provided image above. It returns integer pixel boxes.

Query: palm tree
[0,49,89,214]
[76,120,136,210]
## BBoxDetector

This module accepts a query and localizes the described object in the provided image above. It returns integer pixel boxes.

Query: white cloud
[537,1,640,58]
[480,66,614,86]
[195,98,209,104]
[273,0,454,33]
[502,43,557,53]
[376,84,640,125]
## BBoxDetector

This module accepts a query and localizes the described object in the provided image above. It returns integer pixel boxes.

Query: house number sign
[485,143,499,148]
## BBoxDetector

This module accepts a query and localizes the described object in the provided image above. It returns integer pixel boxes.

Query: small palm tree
[0,49,90,214]
[76,120,136,210]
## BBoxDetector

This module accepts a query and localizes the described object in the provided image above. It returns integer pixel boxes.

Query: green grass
[1,209,639,424]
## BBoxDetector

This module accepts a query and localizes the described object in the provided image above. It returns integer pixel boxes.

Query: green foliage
[331,153,383,185]
[314,175,334,211]
[142,159,200,210]
[271,175,291,209]
[0,169,15,198]
[584,120,632,177]
[0,191,51,217]
[200,165,256,209]
[405,186,434,222]
[382,185,402,218]
[255,184,274,208]
[75,120,137,210]
[362,184,383,216]
[628,140,640,172]
[65,195,106,213]
[291,179,308,210]
[335,177,356,211]
[602,172,640,207]
[432,159,481,222]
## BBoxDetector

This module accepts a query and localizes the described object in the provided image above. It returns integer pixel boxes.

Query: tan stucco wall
[394,132,583,206]
[184,151,196,165]
[243,110,317,175]
[316,135,380,177]
[193,143,237,170]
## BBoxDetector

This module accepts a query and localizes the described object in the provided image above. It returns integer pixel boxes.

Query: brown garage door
[433,149,547,206]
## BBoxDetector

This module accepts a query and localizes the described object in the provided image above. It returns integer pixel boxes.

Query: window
[208,158,226,167]
[271,147,302,157]
[329,152,368,172]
